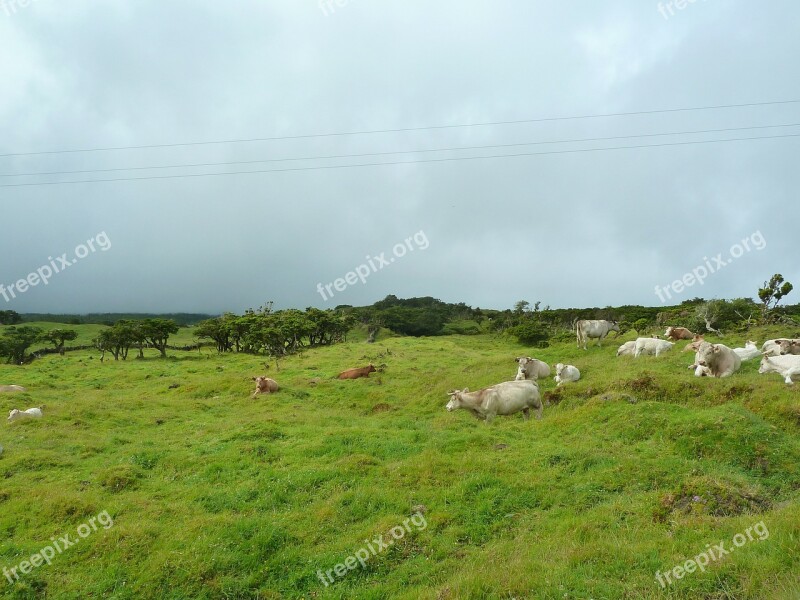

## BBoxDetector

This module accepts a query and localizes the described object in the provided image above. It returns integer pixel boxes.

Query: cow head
[694,342,718,368]
[515,357,532,380]
[445,388,469,411]
[7,409,21,422]
[665,327,674,338]
[554,363,565,376]
[759,354,776,374]
[367,364,377,373]
[609,321,620,333]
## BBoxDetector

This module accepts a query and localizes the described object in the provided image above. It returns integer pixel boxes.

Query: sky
[0,0,798,314]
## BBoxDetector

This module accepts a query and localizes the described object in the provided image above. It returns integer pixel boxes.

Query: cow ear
[463,388,469,393]
[515,357,521,362]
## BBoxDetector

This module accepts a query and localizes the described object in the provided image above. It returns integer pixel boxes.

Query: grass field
[1,325,799,599]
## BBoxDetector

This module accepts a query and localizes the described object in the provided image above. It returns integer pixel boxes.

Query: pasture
[1,325,799,599]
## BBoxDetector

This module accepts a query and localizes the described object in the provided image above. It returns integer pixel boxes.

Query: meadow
[1,324,799,599]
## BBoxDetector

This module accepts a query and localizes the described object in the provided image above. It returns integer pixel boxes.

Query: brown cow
[682,335,705,352]
[338,364,377,380]
[252,376,279,398]
[665,326,696,341]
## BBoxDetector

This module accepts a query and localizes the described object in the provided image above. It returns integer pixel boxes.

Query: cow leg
[785,367,800,384]
[522,407,530,420]
[535,404,543,420]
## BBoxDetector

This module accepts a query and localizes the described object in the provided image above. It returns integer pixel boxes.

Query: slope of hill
[0,327,798,598]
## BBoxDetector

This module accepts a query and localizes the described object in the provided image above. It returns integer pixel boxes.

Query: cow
[576,320,620,350]
[682,335,705,352]
[554,363,580,386]
[664,326,696,341]
[337,364,377,380]
[688,342,741,378]
[778,339,800,355]
[445,380,542,423]
[761,339,800,356]
[514,357,551,381]
[251,376,279,398]
[634,337,674,358]
[7,407,43,422]
[617,341,637,356]
[759,354,800,385]
[733,341,761,362]
[0,385,26,393]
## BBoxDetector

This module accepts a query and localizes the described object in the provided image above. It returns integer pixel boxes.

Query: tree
[0,326,43,364]
[0,310,22,325]
[43,328,78,355]
[695,301,724,336]
[508,320,550,347]
[758,274,794,323]
[195,317,232,353]
[139,319,179,358]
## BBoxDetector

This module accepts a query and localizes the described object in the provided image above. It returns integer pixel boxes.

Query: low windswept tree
[139,319,179,358]
[43,328,78,356]
[0,326,43,364]
[759,274,794,323]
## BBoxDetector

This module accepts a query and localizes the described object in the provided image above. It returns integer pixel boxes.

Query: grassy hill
[0,326,799,598]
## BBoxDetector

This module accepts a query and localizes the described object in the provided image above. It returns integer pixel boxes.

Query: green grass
[1,326,799,598]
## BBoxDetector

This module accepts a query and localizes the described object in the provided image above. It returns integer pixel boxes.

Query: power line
[1,99,799,158]
[2,122,798,179]
[1,132,797,188]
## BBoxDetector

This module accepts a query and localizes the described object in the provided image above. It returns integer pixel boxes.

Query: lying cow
[514,357,551,381]
[682,335,705,353]
[762,338,800,356]
[665,326,696,341]
[252,376,279,398]
[446,380,542,423]
[689,342,741,378]
[617,341,636,357]
[0,385,26,393]
[8,407,43,422]
[759,354,800,385]
[338,364,377,380]
[554,363,580,386]
[733,341,761,362]
[576,320,620,350]
[634,337,674,358]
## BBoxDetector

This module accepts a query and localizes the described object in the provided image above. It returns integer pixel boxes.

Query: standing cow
[576,320,620,350]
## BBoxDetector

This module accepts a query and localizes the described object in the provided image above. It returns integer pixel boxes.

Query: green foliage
[42,328,79,354]
[759,273,794,322]
[508,320,550,347]
[0,309,22,325]
[380,306,446,336]
[0,325,43,364]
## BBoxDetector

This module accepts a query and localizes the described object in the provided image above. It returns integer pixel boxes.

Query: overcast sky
[1,0,798,314]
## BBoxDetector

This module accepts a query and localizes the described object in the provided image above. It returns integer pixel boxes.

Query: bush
[509,321,550,347]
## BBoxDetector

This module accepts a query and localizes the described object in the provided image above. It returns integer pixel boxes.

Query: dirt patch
[722,384,755,400]
[494,444,509,451]
[544,387,564,406]
[625,374,658,393]
[599,392,637,404]
[371,403,391,413]
[654,477,770,522]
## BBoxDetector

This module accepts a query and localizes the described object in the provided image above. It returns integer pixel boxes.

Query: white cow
[514,357,551,381]
[576,320,620,350]
[733,341,761,362]
[634,337,674,358]
[446,380,542,423]
[7,407,43,422]
[688,342,741,378]
[616,341,637,356]
[759,354,800,385]
[554,363,580,386]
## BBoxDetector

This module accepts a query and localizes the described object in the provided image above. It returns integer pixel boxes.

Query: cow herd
[444,319,800,424]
